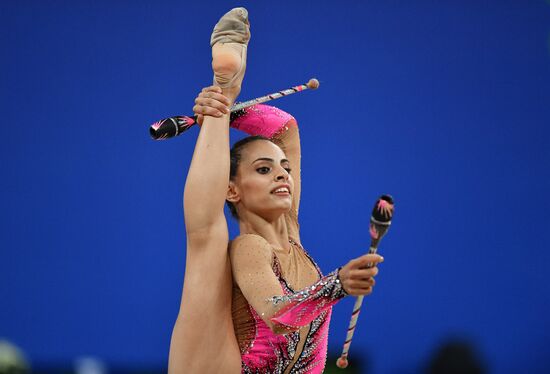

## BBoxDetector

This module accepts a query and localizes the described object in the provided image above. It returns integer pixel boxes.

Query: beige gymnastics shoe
[210,7,251,98]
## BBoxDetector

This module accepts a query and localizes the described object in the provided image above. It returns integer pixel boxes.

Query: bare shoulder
[229,234,273,263]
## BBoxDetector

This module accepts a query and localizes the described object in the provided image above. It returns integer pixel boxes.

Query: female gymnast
[168,8,383,373]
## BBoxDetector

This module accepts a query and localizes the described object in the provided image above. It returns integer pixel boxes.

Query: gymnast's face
[228,140,294,220]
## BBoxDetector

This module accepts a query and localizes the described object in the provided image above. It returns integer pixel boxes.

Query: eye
[284,167,292,173]
[256,167,271,174]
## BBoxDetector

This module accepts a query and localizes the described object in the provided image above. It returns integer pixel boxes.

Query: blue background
[1,1,549,373]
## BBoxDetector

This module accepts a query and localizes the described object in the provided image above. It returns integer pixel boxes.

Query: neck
[238,212,290,251]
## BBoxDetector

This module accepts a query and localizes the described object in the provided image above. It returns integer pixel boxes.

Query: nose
[274,166,289,181]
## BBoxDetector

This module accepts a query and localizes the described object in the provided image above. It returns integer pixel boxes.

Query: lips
[271,184,291,195]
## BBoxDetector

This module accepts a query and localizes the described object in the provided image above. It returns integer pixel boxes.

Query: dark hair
[227,135,273,219]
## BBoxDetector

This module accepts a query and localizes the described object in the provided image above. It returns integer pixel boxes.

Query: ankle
[222,87,240,105]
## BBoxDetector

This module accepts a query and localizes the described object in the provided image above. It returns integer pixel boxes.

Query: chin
[273,202,292,216]
[256,202,292,220]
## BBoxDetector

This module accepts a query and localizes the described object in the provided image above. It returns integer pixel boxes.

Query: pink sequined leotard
[228,105,347,373]
[231,236,346,374]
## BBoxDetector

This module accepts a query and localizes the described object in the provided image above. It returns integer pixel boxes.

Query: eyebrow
[252,157,290,164]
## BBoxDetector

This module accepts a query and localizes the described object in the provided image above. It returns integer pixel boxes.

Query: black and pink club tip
[371,194,394,223]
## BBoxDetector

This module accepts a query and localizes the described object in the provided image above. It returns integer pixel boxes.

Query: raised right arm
[183,109,230,241]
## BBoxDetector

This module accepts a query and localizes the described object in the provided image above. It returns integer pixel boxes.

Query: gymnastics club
[336,194,395,369]
[149,78,320,140]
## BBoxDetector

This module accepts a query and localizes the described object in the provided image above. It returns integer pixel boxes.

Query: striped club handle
[336,245,377,369]
[337,195,394,369]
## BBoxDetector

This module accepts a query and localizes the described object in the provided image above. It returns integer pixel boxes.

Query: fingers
[345,274,376,288]
[346,286,373,297]
[340,253,384,296]
[193,86,231,118]
[201,85,222,94]
[344,277,376,296]
[198,88,231,106]
[352,253,384,269]
[350,266,379,278]
[193,103,227,117]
